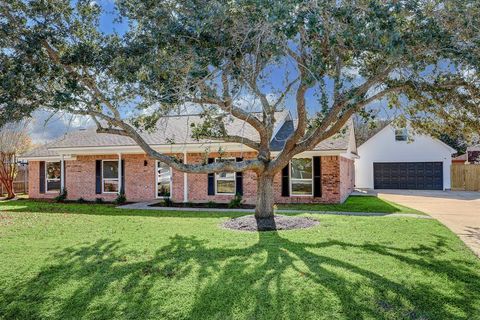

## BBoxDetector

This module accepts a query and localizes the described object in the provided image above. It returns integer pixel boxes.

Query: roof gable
[358,123,456,154]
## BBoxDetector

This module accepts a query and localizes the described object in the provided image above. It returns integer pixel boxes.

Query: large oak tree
[1,0,479,218]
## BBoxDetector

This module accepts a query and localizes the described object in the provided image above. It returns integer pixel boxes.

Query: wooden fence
[451,163,480,191]
[0,163,28,196]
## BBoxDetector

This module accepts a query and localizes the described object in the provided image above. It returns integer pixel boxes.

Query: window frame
[395,128,408,142]
[45,161,61,193]
[155,160,173,199]
[289,157,314,197]
[102,159,120,194]
[214,157,236,195]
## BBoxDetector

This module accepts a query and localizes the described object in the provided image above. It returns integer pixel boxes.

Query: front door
[156,161,172,198]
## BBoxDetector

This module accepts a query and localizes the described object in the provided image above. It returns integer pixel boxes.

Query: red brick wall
[273,156,343,204]
[28,153,352,204]
[339,156,355,203]
[186,152,258,204]
[28,161,57,199]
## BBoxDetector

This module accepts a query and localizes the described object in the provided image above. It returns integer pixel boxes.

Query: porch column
[118,153,122,194]
[183,151,188,203]
[60,154,65,192]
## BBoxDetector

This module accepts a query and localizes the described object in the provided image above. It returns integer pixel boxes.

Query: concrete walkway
[118,202,430,219]
[375,190,480,257]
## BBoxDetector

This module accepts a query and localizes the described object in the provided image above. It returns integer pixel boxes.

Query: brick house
[452,145,480,164]
[21,111,358,204]
[466,145,480,164]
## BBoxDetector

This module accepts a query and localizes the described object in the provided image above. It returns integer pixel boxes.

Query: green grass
[279,195,424,214]
[0,200,479,319]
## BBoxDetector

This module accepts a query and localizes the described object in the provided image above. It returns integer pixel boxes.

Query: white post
[118,153,122,194]
[60,154,65,193]
[183,151,188,203]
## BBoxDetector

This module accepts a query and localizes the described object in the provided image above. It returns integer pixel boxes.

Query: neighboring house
[21,111,358,204]
[452,153,468,164]
[466,144,480,163]
[355,123,456,190]
[450,145,480,164]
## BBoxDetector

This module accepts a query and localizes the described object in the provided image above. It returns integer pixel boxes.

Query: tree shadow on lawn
[1,233,479,319]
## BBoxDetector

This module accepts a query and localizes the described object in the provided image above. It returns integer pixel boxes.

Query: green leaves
[0,0,479,143]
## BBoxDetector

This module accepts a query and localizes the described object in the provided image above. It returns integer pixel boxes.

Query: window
[102,160,119,193]
[215,158,236,195]
[290,158,313,196]
[157,161,171,198]
[46,161,61,192]
[395,128,408,141]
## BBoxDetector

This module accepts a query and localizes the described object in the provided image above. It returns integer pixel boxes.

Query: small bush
[228,193,243,208]
[206,201,217,208]
[115,192,127,205]
[54,189,67,203]
[77,197,86,204]
[95,198,104,204]
[162,198,173,207]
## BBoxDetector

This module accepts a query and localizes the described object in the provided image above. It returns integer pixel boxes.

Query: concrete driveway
[375,190,480,257]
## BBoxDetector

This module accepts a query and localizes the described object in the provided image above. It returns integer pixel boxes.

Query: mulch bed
[150,202,256,209]
[222,215,319,232]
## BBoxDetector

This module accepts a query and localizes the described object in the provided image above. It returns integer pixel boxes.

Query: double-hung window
[290,158,313,196]
[102,160,119,193]
[46,161,61,193]
[215,158,236,195]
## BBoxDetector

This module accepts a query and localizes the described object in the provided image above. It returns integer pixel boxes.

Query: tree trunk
[255,173,275,219]
[3,178,15,199]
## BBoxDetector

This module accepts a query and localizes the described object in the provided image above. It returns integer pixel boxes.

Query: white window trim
[215,157,236,195]
[45,161,61,193]
[289,157,314,197]
[155,160,173,199]
[102,159,119,194]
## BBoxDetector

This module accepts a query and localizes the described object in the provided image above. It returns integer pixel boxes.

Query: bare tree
[0,121,31,199]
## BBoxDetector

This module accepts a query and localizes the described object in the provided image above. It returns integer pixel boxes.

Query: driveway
[375,190,480,257]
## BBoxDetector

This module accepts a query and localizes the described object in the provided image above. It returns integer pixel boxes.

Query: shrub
[228,193,243,208]
[206,201,217,208]
[54,189,67,203]
[77,197,86,204]
[162,198,173,207]
[95,198,104,204]
[115,192,127,205]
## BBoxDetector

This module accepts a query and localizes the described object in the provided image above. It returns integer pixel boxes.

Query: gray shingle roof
[23,111,354,157]
[51,113,263,149]
[22,143,60,158]
[467,144,480,152]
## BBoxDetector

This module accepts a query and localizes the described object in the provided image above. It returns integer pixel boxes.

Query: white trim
[183,151,188,203]
[45,160,61,193]
[20,155,77,161]
[49,143,256,155]
[289,157,314,197]
[118,153,122,194]
[155,160,173,199]
[102,159,120,194]
[214,157,236,195]
[60,154,65,192]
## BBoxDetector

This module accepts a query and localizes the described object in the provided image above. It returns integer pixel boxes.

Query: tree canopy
[1,0,480,216]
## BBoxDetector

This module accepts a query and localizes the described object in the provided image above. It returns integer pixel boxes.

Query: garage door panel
[373,162,443,190]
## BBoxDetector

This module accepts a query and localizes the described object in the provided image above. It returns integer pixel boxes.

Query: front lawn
[279,195,424,214]
[0,200,479,319]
